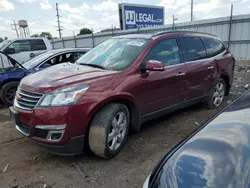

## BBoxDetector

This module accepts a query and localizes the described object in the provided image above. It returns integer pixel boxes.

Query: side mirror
[40,63,51,69]
[4,48,16,54]
[145,60,165,71]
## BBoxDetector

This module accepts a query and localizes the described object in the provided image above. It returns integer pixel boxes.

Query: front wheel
[205,78,226,109]
[88,103,130,159]
[0,81,19,106]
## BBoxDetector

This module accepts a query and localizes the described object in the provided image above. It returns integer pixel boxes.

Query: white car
[0,37,52,64]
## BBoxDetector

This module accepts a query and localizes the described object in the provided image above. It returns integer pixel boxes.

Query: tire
[88,103,130,159]
[205,78,226,109]
[0,81,19,106]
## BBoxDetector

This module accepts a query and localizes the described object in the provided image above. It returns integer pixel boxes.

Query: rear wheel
[205,78,226,109]
[0,81,19,106]
[88,103,130,159]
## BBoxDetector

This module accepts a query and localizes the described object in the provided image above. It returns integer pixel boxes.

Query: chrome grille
[16,89,43,110]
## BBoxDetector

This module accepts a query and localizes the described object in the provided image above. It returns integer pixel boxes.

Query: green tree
[31,34,39,37]
[78,28,93,35]
[0,38,3,43]
[39,32,52,40]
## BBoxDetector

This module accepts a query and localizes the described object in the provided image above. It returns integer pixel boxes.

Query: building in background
[118,3,165,30]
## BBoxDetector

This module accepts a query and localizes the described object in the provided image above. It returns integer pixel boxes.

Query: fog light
[47,130,65,141]
[51,133,62,140]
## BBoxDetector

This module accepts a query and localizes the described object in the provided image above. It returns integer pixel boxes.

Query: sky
[0,0,250,39]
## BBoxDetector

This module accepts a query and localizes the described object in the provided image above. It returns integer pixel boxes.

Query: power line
[11,20,19,38]
[56,3,63,38]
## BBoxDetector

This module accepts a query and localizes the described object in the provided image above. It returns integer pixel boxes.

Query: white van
[0,38,52,64]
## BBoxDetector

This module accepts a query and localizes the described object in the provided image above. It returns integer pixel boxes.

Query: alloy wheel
[213,82,225,107]
[5,85,18,104]
[108,112,127,151]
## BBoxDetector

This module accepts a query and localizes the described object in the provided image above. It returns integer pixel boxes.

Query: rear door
[137,38,188,115]
[30,39,48,58]
[179,37,216,101]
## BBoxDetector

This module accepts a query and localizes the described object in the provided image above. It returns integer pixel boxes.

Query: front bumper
[9,106,88,155]
[34,135,85,155]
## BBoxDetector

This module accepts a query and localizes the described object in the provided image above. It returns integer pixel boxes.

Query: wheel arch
[88,94,140,135]
[0,78,20,90]
[220,74,230,96]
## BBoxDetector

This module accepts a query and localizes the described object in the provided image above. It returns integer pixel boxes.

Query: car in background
[0,38,52,64]
[9,31,234,159]
[143,90,250,188]
[0,48,89,106]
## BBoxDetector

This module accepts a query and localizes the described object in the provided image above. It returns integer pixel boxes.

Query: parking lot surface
[0,64,249,188]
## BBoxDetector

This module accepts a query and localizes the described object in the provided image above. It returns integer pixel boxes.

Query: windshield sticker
[127,41,145,47]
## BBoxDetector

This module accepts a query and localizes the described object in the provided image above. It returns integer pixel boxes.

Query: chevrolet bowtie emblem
[16,94,21,100]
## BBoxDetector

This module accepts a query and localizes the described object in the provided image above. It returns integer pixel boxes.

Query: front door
[4,40,32,64]
[179,37,216,101]
[135,38,188,115]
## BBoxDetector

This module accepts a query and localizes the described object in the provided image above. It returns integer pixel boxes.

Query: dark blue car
[144,91,250,188]
[0,48,90,106]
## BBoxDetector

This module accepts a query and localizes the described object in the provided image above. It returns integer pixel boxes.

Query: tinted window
[68,52,86,63]
[46,53,71,65]
[30,39,47,50]
[180,37,206,62]
[40,52,86,68]
[202,37,225,57]
[7,40,31,53]
[145,39,181,66]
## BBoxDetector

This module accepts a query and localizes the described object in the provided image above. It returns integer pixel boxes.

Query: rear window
[202,37,225,57]
[30,39,47,51]
[179,37,206,62]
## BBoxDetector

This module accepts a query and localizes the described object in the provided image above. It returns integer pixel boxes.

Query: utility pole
[172,15,178,30]
[191,0,193,22]
[228,4,233,49]
[11,20,19,38]
[111,24,114,36]
[56,3,62,38]
[173,15,175,30]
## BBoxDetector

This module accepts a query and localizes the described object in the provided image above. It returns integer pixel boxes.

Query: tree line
[0,28,93,42]
[31,28,93,40]
[0,37,8,43]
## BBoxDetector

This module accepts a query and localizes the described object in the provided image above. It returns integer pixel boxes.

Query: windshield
[0,40,10,49]
[22,51,53,69]
[76,38,150,71]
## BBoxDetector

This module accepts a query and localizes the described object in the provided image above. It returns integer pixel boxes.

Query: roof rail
[152,30,217,37]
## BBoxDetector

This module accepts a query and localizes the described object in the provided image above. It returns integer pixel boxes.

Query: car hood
[20,63,117,93]
[151,91,250,188]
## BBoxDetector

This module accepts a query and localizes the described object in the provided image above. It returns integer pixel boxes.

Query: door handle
[176,72,186,76]
[30,53,35,58]
[207,66,214,70]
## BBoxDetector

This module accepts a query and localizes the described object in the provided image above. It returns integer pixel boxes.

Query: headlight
[38,84,90,107]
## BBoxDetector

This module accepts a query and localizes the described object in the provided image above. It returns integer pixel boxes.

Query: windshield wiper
[79,63,105,70]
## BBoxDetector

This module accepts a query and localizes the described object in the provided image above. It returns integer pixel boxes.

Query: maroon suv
[9,31,234,159]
